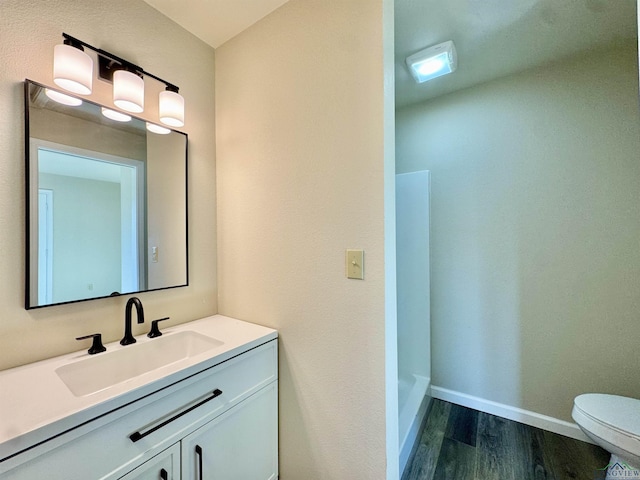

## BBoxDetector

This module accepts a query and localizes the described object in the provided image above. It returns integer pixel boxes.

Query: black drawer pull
[196,445,203,480]
[129,389,223,442]
[160,468,168,480]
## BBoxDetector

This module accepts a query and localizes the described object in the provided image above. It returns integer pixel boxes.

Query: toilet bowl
[572,393,640,476]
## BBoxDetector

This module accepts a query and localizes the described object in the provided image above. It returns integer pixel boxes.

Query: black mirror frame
[24,79,189,309]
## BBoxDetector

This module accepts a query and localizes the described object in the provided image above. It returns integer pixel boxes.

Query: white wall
[215,0,396,478]
[396,43,640,423]
[0,0,217,370]
[39,172,121,302]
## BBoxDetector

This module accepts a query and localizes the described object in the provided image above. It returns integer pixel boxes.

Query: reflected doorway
[29,139,146,305]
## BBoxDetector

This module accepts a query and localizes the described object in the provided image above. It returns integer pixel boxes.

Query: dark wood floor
[402,399,610,480]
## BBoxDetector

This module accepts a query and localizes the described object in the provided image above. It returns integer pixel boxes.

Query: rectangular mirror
[25,79,188,309]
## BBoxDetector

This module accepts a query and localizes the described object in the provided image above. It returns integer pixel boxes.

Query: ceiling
[143,0,637,108]
[143,0,291,48]
[395,0,638,107]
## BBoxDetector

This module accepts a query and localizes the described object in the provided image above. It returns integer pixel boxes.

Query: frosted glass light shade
[113,70,144,113]
[406,40,457,84]
[159,90,185,127]
[53,44,93,95]
[146,122,171,135]
[101,107,131,122]
[45,88,82,106]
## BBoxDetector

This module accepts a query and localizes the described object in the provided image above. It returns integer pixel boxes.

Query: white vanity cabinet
[181,381,278,480]
[118,444,181,480]
[119,378,278,480]
[0,327,278,480]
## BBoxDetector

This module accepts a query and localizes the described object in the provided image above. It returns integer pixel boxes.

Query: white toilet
[573,393,640,478]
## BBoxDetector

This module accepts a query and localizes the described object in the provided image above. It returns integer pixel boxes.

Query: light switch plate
[346,249,364,280]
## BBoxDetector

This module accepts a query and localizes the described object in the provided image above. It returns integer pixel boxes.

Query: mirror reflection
[26,80,188,309]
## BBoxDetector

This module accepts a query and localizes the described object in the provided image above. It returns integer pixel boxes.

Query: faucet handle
[148,317,170,338]
[76,333,107,355]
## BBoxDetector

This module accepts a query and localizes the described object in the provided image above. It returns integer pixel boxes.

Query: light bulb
[406,41,457,83]
[416,57,446,76]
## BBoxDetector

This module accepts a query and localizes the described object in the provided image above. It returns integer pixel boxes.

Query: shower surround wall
[396,170,431,473]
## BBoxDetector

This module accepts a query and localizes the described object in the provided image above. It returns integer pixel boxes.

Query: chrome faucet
[121,297,145,346]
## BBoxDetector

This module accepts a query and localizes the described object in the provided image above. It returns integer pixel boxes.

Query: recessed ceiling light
[406,40,457,83]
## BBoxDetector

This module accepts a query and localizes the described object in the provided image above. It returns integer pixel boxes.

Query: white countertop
[0,315,277,462]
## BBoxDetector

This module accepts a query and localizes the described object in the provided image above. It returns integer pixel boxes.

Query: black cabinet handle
[195,445,203,480]
[160,468,168,480]
[129,389,223,442]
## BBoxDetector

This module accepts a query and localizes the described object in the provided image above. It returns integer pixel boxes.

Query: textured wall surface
[0,0,217,370]
[396,44,640,423]
[215,0,393,478]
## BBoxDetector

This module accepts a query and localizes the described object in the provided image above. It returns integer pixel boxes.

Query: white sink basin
[55,331,224,397]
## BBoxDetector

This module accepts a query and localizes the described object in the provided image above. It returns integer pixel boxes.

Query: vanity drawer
[1,340,277,480]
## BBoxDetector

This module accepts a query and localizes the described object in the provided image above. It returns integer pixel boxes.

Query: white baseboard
[430,385,593,444]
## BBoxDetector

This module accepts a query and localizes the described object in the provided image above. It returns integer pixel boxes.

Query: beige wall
[215,0,394,478]
[0,0,217,370]
[147,132,188,289]
[396,44,640,422]
[29,107,147,162]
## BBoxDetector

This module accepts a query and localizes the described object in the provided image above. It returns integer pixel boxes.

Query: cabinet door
[118,443,180,480]
[182,382,278,480]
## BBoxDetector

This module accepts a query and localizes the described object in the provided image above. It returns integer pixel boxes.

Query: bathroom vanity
[0,315,278,479]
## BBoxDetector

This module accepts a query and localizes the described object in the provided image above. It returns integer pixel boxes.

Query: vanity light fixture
[44,88,83,106]
[146,122,171,135]
[101,107,131,123]
[406,40,457,83]
[53,38,93,95]
[52,33,185,126]
[159,87,185,127]
[113,69,144,113]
